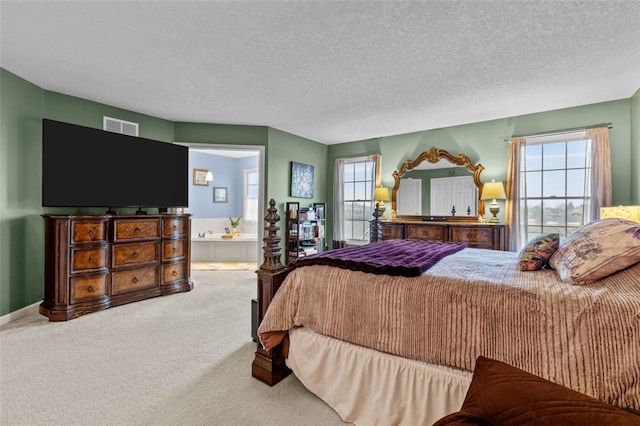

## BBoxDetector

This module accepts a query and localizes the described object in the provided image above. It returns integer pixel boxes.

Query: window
[519,132,592,241]
[243,168,258,223]
[343,157,376,243]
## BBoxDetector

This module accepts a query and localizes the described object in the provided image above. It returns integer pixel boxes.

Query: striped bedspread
[258,248,640,411]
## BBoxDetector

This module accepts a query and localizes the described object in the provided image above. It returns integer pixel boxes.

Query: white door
[431,176,476,216]
[450,176,477,216]
[396,178,422,215]
[430,177,452,216]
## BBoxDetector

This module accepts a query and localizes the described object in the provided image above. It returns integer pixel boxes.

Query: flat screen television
[42,119,189,209]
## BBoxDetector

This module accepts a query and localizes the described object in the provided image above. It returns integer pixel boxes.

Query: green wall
[174,121,268,145]
[0,68,46,316]
[44,92,175,142]
[266,127,328,225]
[329,98,636,234]
[1,66,638,318]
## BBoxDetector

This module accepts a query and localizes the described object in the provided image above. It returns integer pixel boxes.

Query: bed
[252,199,640,425]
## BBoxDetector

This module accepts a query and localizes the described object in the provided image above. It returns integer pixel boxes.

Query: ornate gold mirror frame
[391,147,485,218]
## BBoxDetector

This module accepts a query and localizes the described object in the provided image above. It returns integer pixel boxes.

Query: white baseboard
[0,302,40,327]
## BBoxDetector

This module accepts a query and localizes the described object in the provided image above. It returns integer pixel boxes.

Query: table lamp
[374,186,391,218]
[481,180,506,223]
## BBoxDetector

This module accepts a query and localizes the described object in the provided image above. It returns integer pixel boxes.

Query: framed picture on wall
[213,187,228,203]
[290,161,314,198]
[193,168,209,186]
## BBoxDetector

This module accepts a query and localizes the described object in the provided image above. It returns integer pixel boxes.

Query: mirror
[391,147,485,218]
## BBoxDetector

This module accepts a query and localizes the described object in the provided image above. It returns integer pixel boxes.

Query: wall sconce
[205,171,213,182]
[374,186,391,218]
[480,180,506,223]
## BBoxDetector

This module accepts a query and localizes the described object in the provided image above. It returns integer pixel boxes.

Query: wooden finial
[260,199,285,271]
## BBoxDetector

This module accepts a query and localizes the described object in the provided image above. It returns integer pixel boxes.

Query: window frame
[342,157,376,245]
[518,131,592,242]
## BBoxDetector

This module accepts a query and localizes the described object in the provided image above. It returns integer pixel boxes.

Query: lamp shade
[374,186,391,201]
[205,171,214,182]
[481,180,506,200]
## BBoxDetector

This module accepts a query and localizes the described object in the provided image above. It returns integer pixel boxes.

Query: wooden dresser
[40,214,193,321]
[379,219,508,251]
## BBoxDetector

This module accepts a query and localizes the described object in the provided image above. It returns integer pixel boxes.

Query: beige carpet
[0,270,348,425]
[191,262,258,271]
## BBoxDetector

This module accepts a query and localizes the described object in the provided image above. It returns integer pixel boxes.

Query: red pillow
[433,356,639,426]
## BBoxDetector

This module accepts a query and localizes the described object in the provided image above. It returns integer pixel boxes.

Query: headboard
[600,205,640,223]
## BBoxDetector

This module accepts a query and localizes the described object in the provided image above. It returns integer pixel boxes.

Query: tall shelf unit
[285,202,326,265]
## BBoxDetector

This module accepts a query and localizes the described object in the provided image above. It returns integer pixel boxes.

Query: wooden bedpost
[252,198,292,385]
[370,203,382,242]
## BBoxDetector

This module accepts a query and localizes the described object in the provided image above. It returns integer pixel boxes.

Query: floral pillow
[518,233,559,271]
[549,218,640,285]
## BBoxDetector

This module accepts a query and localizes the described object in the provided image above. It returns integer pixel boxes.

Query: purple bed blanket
[290,239,467,277]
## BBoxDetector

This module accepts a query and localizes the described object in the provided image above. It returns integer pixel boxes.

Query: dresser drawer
[449,226,494,248]
[113,219,160,241]
[163,218,186,238]
[41,214,191,322]
[381,223,403,239]
[71,246,108,273]
[111,266,158,294]
[406,224,445,241]
[162,239,185,261]
[112,242,158,267]
[70,274,108,303]
[72,221,107,243]
[162,262,185,284]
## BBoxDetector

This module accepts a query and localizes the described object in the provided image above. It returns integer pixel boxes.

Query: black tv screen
[42,119,188,208]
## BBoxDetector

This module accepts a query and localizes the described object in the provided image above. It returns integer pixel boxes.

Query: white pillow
[549,218,640,285]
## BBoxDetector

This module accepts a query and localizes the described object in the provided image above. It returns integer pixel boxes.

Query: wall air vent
[103,116,139,136]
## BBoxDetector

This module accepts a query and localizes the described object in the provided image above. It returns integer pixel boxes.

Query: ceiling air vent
[103,116,139,136]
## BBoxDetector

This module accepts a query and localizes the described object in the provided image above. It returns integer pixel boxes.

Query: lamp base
[373,201,387,219]
[378,204,386,219]
[489,202,500,223]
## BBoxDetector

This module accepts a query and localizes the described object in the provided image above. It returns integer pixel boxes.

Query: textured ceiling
[1,1,639,144]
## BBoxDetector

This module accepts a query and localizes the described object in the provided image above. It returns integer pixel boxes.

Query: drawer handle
[172,246,178,253]
[132,276,139,283]
[88,228,95,236]
[172,225,178,231]
[134,226,141,233]
[88,255,95,264]
[171,270,178,276]
[87,285,95,292]
[132,251,140,258]
[466,233,472,239]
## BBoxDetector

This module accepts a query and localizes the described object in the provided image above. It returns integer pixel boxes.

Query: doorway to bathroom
[182,144,264,270]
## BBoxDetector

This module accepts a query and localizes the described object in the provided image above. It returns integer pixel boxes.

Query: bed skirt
[286,327,473,426]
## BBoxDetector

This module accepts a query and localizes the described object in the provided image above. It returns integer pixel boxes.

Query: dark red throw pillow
[433,356,640,426]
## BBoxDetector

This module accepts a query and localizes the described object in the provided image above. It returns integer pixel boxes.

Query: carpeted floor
[0,270,348,425]
[191,262,258,271]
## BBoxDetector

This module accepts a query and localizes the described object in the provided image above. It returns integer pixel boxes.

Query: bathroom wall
[187,150,260,235]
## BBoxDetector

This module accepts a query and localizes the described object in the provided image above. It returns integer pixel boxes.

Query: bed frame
[252,200,640,422]
[252,199,382,385]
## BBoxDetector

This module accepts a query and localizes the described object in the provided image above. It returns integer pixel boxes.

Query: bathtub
[191,234,259,262]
